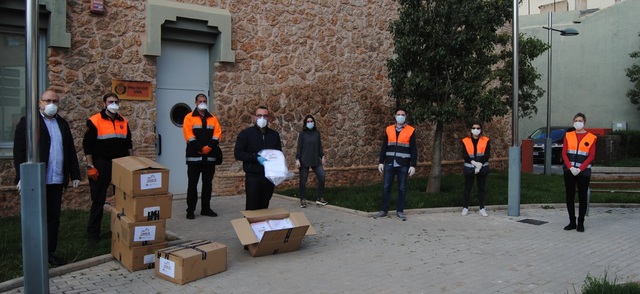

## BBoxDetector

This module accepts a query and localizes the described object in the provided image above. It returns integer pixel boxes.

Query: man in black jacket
[234,106,282,210]
[13,89,81,266]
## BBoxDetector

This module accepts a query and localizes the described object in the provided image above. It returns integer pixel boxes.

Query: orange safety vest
[384,125,415,165]
[565,131,597,169]
[89,113,128,140]
[462,136,490,170]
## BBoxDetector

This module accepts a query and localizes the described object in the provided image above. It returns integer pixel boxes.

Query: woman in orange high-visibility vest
[561,113,597,233]
[460,122,491,217]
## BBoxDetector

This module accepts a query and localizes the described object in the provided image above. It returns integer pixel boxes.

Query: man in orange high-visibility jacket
[182,93,222,220]
[373,108,417,221]
[83,93,132,244]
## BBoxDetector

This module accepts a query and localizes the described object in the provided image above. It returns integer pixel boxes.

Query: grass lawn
[277,170,640,212]
[0,210,111,283]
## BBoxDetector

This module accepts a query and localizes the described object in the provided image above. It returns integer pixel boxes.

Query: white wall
[518,0,640,140]
[519,0,623,15]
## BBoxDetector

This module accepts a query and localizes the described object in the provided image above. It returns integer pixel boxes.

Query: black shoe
[564,223,576,230]
[244,245,249,251]
[48,254,67,266]
[186,212,195,219]
[577,223,584,232]
[201,210,218,217]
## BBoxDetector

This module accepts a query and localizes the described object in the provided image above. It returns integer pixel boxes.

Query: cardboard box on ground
[231,208,316,257]
[110,156,172,272]
[155,240,227,285]
[111,237,167,272]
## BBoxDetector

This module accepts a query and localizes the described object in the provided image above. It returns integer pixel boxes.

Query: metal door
[156,41,209,194]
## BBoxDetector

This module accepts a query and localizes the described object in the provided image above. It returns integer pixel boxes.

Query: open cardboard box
[230,208,316,257]
[111,156,169,196]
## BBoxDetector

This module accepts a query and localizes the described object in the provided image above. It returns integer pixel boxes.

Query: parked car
[527,126,568,164]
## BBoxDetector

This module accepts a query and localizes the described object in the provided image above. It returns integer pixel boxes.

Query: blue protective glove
[257,155,268,166]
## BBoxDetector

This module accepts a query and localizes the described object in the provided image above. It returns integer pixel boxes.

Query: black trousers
[87,157,112,239]
[46,184,64,253]
[186,164,215,213]
[245,174,274,210]
[463,173,487,209]
[563,170,591,223]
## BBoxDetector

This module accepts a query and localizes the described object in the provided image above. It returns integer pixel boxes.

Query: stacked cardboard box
[231,208,316,257]
[110,156,171,272]
[155,240,227,285]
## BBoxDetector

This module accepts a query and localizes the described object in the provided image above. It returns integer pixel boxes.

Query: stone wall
[0,0,511,216]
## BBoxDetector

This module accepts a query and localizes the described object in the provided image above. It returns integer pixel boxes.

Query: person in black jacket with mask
[295,114,328,208]
[234,106,282,210]
[14,89,81,266]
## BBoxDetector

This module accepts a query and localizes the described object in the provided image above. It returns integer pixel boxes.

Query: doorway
[155,41,210,194]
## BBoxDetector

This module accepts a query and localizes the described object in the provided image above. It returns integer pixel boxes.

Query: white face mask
[396,115,406,124]
[471,129,481,136]
[43,103,58,117]
[306,122,315,129]
[197,103,208,111]
[107,103,120,114]
[573,121,584,130]
[256,117,267,128]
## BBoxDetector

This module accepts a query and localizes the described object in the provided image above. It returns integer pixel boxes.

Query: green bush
[579,272,640,294]
[611,130,640,159]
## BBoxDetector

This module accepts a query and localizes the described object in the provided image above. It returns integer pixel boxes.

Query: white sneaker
[461,208,469,216]
[479,208,488,217]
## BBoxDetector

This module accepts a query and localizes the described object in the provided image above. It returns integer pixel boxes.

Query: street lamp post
[542,12,578,176]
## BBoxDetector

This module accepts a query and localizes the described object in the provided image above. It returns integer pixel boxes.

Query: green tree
[625,33,640,110]
[387,0,547,192]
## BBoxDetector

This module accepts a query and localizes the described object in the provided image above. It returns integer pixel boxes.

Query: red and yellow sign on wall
[111,80,152,101]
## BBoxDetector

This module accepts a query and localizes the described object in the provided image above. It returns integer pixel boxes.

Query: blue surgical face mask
[396,115,406,124]
[306,122,315,129]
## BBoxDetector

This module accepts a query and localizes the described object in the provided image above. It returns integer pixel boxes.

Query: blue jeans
[381,164,409,212]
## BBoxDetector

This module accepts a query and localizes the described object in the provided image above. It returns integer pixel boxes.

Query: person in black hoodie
[14,89,81,266]
[295,114,328,208]
[234,106,282,210]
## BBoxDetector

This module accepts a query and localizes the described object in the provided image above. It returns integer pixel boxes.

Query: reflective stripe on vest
[565,131,597,169]
[89,113,127,140]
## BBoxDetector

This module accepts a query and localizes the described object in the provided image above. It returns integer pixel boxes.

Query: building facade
[0,0,512,216]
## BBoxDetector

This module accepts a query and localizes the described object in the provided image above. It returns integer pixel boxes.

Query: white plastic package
[258,149,294,186]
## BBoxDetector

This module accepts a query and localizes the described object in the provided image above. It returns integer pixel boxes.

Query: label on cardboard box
[133,225,157,242]
[143,206,161,217]
[143,253,155,265]
[158,257,176,278]
[141,173,162,190]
